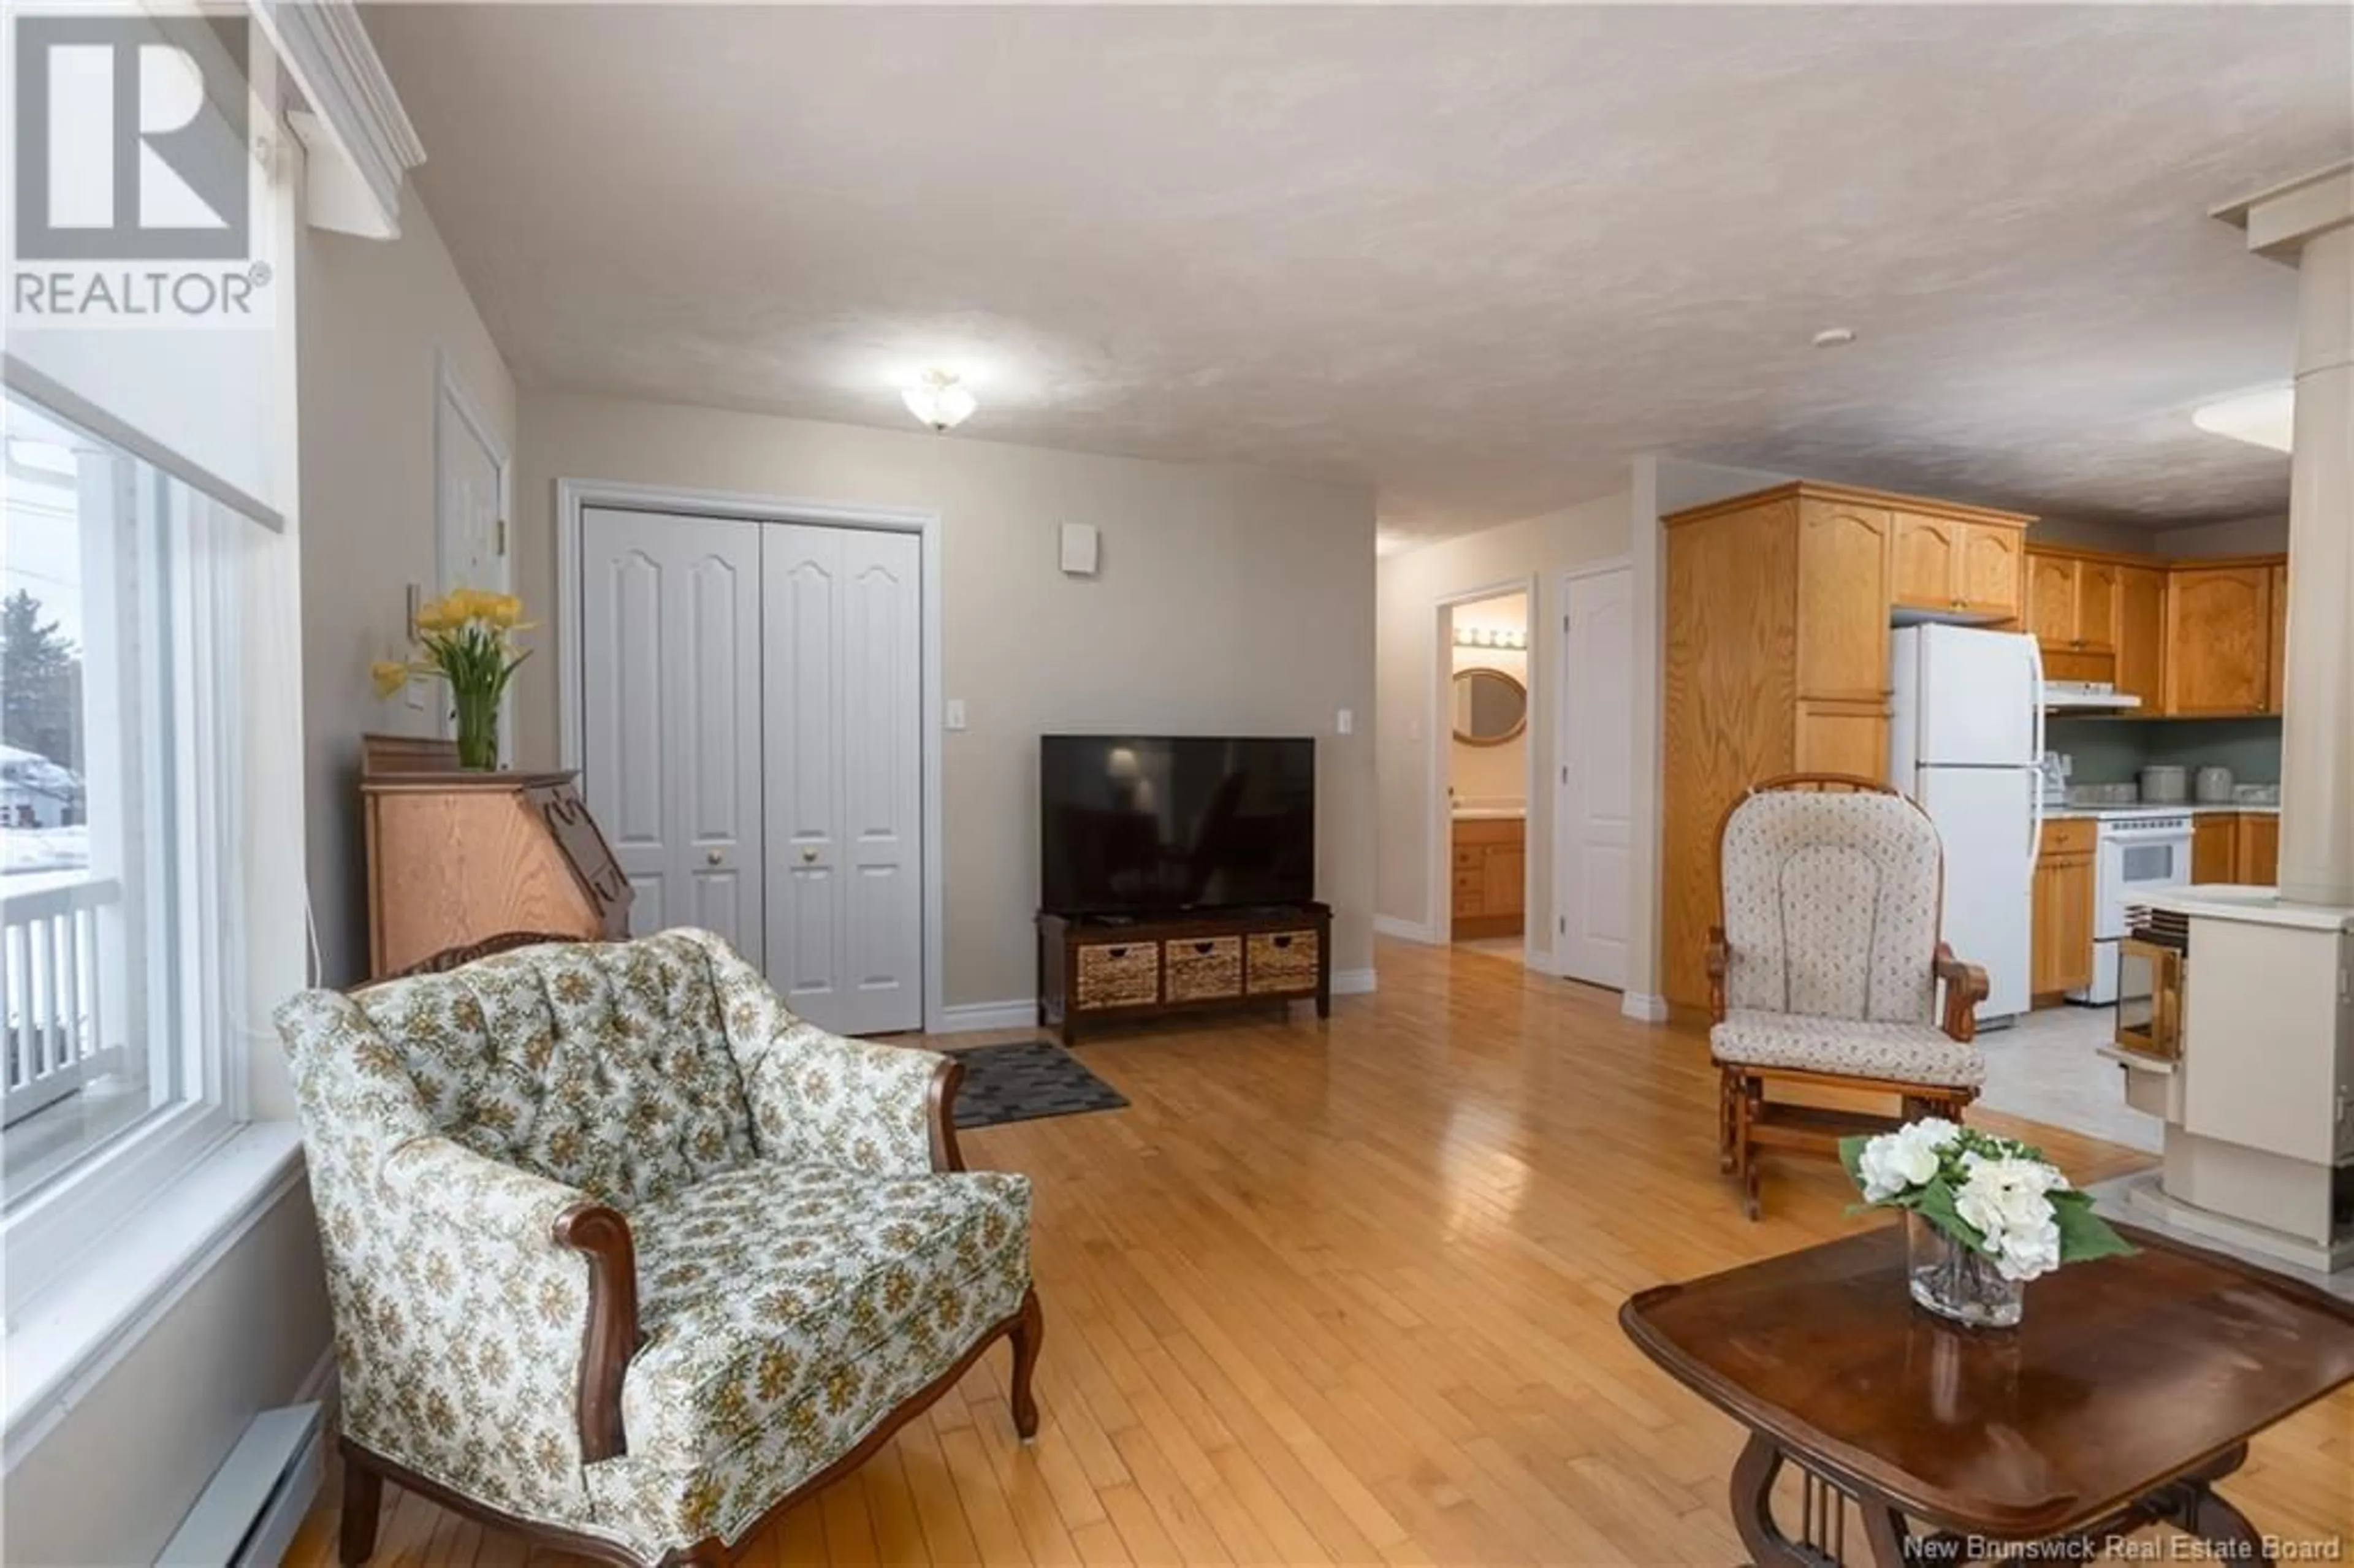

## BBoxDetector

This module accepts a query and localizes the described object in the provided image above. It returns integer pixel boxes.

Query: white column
[2216,163,2354,907]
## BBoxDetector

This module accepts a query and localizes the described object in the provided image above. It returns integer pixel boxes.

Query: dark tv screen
[1040,736,1316,915]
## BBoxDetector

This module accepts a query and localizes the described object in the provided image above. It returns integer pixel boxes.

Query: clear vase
[1906,1212,2024,1329]
[452,687,500,771]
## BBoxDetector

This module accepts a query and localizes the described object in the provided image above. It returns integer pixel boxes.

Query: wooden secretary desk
[360,734,633,977]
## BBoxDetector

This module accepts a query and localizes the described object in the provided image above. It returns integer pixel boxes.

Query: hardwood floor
[284,939,2354,1566]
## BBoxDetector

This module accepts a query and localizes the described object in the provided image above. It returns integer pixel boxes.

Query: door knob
[801,847,818,864]
[706,850,723,866]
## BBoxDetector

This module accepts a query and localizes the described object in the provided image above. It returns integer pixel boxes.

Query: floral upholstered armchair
[1707,775,1989,1220]
[275,928,1041,1567]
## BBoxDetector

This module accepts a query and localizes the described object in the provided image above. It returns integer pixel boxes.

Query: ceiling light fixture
[901,370,977,433]
[1811,327,1857,349]
[2190,386,2293,453]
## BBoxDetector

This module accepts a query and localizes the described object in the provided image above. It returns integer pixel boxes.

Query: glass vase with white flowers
[1840,1121,2133,1328]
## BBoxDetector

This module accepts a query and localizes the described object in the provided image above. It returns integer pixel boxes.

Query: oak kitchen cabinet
[2024,546,2174,704]
[1452,815,1525,940]
[2165,562,2277,717]
[1891,511,2025,620]
[2027,546,2281,717]
[2191,812,2280,887]
[2030,817,2095,1000]
[2268,561,2288,716]
[1659,481,2030,1009]
[2114,563,2168,709]
[2235,812,2280,885]
[2192,813,2236,886]
[2024,550,2120,660]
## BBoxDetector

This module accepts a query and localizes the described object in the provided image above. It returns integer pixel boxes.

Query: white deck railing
[2,873,128,1127]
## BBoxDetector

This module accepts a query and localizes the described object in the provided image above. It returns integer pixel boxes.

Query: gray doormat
[950,1041,1129,1130]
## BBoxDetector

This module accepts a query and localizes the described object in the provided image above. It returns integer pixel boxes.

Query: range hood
[2043,680,2144,713]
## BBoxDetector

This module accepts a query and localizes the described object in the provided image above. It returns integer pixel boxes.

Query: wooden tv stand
[1036,903,1332,1045]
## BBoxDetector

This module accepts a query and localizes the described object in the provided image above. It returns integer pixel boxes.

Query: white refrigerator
[1888,625,2043,1022]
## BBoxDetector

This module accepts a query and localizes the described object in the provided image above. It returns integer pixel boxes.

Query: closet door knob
[706,850,723,866]
[801,847,818,864]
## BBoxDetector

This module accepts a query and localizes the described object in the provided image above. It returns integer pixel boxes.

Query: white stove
[2068,809,2195,1004]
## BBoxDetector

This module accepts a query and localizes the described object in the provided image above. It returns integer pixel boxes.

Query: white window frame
[0,396,259,1325]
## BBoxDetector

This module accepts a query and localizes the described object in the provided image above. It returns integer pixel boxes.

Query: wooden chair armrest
[928,1056,968,1173]
[1933,942,1989,1043]
[1705,926,1730,1024]
[553,1203,640,1463]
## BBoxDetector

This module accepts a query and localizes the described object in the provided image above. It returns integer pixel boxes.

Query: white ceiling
[367,4,2352,544]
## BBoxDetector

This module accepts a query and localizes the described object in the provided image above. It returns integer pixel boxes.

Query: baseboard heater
[155,1402,325,1567]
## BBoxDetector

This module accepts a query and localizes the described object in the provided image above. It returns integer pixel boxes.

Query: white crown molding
[253,1,425,239]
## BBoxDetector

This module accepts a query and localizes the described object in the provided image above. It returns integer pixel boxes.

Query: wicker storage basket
[1165,937,1243,1002]
[1076,941,1159,1010]
[1246,930,1319,994]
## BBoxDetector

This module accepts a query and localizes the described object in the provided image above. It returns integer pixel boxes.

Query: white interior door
[1555,567,1634,989]
[435,370,511,751]
[579,508,765,955]
[763,524,924,1035]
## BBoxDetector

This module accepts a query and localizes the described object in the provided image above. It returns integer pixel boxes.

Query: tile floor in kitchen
[1978,1001,2164,1154]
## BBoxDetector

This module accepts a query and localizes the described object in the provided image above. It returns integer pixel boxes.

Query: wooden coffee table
[1621,1222,2354,1564]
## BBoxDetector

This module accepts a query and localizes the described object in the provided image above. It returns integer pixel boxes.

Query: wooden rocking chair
[1707,774,1989,1219]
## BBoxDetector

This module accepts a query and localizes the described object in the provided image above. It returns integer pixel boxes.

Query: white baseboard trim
[295,1342,340,1416]
[1330,968,1377,996]
[937,999,1038,1035]
[1522,945,1566,978]
[1620,991,1669,1023]
[1372,915,1438,944]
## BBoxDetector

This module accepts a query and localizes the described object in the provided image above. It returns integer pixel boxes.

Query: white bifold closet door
[579,508,766,955]
[762,524,924,1035]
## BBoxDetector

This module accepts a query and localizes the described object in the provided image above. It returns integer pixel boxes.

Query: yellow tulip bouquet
[372,588,534,770]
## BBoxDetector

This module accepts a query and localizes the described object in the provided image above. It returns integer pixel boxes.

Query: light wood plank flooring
[285,938,2354,1565]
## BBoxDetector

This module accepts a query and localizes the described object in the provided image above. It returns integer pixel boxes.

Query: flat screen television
[1040,735,1315,915]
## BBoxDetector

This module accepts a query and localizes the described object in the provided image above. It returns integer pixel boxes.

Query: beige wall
[2155,514,2289,557]
[3,1192,330,1566]
[1375,490,1629,948]
[297,186,518,984]
[512,392,1378,1004]
[2027,514,2290,557]
[2027,516,2156,554]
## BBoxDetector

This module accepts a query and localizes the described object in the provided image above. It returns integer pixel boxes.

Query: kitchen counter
[2137,884,2353,932]
[2045,803,2279,819]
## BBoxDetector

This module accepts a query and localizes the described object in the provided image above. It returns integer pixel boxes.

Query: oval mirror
[1451,668,1527,745]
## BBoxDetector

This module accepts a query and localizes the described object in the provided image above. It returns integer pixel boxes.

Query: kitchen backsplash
[2046,715,2282,787]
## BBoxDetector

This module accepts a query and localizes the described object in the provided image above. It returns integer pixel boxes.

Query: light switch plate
[945,698,968,731]
[1059,522,1099,576]
[1336,707,1354,735]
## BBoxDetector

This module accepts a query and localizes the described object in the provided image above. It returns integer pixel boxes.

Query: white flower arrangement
[1840,1121,2133,1283]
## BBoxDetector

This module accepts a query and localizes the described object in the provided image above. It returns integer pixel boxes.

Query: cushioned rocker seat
[1710,1010,1987,1090]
